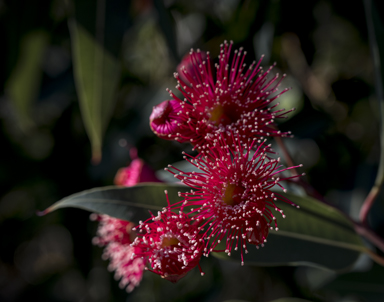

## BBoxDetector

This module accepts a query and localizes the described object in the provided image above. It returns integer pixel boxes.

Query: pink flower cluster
[91,214,145,292]
[165,136,300,264]
[150,41,294,150]
[95,41,301,291]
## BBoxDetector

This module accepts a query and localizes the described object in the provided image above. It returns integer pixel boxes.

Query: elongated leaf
[156,160,198,183]
[6,30,48,130]
[222,299,312,302]
[69,0,128,163]
[69,20,120,163]
[38,183,187,222]
[214,192,366,272]
[153,0,179,62]
[267,299,313,302]
[39,184,367,271]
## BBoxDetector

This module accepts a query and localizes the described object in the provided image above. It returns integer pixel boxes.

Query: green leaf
[214,192,367,272]
[6,30,48,131]
[69,20,120,163]
[221,300,250,302]
[156,160,198,183]
[323,262,384,301]
[153,0,179,62]
[267,299,313,302]
[69,0,128,163]
[38,183,187,223]
[39,183,367,271]
[222,299,312,302]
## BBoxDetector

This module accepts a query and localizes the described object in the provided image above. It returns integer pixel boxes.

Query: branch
[359,0,384,224]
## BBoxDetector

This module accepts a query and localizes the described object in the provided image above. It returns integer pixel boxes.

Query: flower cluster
[96,41,301,291]
[150,40,294,150]
[149,41,301,271]
[166,136,301,264]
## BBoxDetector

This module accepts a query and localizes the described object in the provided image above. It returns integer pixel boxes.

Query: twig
[359,185,381,225]
[354,221,384,256]
[365,249,384,266]
[274,133,384,263]
[359,0,384,224]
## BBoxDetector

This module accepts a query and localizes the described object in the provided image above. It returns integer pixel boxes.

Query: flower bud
[150,99,183,139]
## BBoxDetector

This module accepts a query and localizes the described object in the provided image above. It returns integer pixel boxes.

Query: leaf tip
[91,148,102,165]
[36,209,49,216]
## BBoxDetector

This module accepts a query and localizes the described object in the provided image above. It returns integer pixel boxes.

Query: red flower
[131,203,205,282]
[176,51,208,86]
[114,148,160,185]
[150,41,294,149]
[165,137,302,264]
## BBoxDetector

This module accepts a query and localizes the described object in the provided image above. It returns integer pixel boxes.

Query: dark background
[1,0,384,301]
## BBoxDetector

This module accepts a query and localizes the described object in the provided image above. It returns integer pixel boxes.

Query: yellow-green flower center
[223,183,244,206]
[161,237,180,248]
[209,104,233,126]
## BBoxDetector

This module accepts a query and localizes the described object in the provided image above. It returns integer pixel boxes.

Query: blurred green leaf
[69,20,120,163]
[221,300,250,302]
[6,30,48,131]
[323,262,384,301]
[153,0,179,62]
[38,183,187,222]
[267,299,313,302]
[156,159,199,183]
[214,192,366,272]
[226,0,260,42]
[68,0,129,163]
[222,299,312,302]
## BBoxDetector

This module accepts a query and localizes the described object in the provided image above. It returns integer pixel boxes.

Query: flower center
[209,104,232,126]
[161,236,180,248]
[223,183,245,206]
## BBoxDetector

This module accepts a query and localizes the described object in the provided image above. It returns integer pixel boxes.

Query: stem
[365,250,384,266]
[354,221,384,256]
[334,206,384,264]
[274,134,384,262]
[360,186,381,225]
[359,0,384,224]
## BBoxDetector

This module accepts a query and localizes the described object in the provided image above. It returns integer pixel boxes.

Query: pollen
[161,237,180,248]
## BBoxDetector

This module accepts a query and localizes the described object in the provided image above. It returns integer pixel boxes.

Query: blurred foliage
[1,0,384,301]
